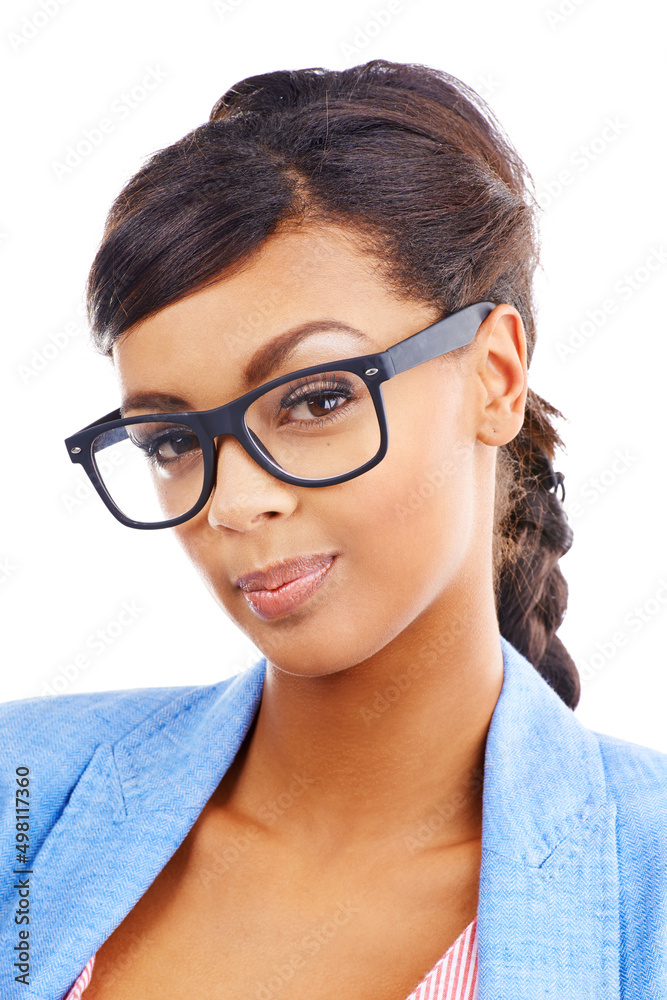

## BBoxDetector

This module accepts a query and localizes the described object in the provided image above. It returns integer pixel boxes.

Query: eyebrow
[120,319,371,415]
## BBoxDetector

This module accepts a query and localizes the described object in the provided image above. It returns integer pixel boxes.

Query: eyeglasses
[64,301,496,529]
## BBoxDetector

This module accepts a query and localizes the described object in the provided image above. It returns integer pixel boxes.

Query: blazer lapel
[477,638,620,998]
[21,637,621,1000]
[24,660,267,1000]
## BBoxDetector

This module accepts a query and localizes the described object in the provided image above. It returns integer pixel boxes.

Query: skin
[86,221,528,999]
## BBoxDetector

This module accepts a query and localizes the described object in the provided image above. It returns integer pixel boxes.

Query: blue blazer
[1,635,666,999]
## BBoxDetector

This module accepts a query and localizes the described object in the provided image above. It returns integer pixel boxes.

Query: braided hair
[86,58,579,708]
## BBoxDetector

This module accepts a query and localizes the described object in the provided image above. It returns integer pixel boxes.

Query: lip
[235,553,338,620]
[235,553,337,592]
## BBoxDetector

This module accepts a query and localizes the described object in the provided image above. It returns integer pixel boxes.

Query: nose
[204,433,297,531]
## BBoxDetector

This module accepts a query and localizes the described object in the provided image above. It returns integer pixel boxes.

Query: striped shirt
[64,915,478,999]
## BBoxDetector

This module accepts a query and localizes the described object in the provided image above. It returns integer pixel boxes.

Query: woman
[1,59,665,1000]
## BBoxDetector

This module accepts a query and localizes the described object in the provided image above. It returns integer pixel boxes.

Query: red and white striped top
[405,915,478,1000]
[64,915,478,999]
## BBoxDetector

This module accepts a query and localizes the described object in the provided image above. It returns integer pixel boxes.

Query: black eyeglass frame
[64,300,497,529]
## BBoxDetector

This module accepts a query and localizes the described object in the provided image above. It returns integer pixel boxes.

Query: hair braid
[493,387,579,709]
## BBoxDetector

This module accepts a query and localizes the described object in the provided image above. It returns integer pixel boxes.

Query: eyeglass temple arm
[383,302,497,377]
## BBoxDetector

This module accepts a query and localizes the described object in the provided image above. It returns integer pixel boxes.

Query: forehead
[112,224,437,411]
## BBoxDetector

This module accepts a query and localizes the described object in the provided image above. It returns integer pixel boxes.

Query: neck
[219,574,504,859]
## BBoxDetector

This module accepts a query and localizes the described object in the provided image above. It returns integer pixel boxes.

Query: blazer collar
[23,636,619,1000]
[476,638,620,997]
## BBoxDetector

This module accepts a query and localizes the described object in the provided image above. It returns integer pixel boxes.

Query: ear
[474,304,528,447]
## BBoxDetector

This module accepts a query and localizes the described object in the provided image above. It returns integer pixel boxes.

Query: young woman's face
[112,223,506,677]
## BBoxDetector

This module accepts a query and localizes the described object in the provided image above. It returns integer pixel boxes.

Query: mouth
[236,553,338,620]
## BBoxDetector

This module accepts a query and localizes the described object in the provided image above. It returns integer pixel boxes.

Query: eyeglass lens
[90,370,381,525]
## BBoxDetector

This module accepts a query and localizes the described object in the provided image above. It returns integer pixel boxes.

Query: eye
[130,426,201,465]
[280,376,357,424]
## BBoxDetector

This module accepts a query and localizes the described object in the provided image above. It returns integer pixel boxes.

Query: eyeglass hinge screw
[71,447,81,454]
[364,368,378,376]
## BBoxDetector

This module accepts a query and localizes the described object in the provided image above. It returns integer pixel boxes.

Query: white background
[1,0,665,750]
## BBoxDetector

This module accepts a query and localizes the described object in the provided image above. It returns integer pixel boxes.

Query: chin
[259,637,345,674]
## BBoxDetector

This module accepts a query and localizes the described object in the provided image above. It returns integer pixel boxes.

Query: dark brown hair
[86,58,579,709]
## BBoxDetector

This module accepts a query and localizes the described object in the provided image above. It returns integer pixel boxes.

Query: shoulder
[587,731,667,988]
[0,685,205,803]
[0,678,241,891]
[0,683,200,759]
[591,727,667,804]
[0,676,242,764]
[589,726,667,864]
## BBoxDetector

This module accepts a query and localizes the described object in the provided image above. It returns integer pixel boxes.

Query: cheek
[378,374,475,545]
[330,401,477,615]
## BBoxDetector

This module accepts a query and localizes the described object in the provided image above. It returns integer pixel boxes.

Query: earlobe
[476,306,528,448]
